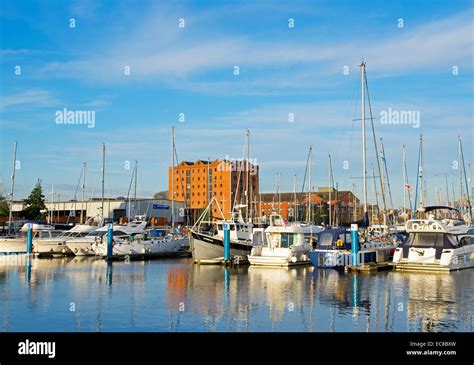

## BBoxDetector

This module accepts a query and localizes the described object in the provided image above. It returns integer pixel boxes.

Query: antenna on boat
[458,135,472,223]
[7,141,17,235]
[412,134,423,218]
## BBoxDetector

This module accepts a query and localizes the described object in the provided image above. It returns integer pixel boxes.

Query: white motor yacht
[0,223,59,254]
[393,206,474,272]
[66,217,147,256]
[248,213,323,267]
[34,216,103,256]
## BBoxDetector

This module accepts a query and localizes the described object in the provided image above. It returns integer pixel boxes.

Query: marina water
[0,256,472,332]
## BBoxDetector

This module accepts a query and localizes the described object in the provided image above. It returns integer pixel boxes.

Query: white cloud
[36,8,473,94]
[0,88,59,110]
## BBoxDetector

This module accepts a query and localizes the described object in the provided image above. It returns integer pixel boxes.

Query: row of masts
[4,64,472,228]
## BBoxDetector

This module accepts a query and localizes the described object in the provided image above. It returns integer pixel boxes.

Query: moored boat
[248,213,322,267]
[393,206,474,272]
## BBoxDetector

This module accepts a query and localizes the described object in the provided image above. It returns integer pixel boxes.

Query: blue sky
[0,0,472,209]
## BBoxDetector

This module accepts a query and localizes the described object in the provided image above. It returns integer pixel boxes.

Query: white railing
[405,219,445,233]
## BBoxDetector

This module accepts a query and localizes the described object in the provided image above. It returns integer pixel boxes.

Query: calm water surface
[0,256,472,332]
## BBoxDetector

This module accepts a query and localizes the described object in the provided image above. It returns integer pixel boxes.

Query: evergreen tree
[0,192,9,217]
[22,179,46,220]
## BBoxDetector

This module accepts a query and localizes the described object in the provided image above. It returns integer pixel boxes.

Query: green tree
[0,192,9,217]
[22,179,46,220]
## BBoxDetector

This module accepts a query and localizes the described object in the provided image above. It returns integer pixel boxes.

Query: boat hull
[0,238,27,254]
[190,231,253,263]
[248,246,310,267]
[393,245,474,272]
[66,241,95,256]
[35,240,72,256]
[94,237,185,258]
[309,249,380,268]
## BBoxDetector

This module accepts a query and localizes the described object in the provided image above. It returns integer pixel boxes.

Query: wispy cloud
[0,88,59,110]
[35,8,473,95]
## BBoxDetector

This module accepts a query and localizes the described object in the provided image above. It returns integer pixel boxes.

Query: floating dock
[345,262,394,273]
[105,250,191,261]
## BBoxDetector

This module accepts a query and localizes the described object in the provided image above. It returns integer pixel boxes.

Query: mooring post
[223,223,230,262]
[26,224,33,254]
[107,223,113,258]
[351,223,359,267]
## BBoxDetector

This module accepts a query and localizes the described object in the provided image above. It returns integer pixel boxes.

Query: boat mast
[372,163,380,223]
[134,160,138,216]
[451,172,456,207]
[402,145,407,219]
[458,136,464,203]
[328,154,332,227]
[361,62,368,223]
[353,183,357,221]
[364,64,387,225]
[419,135,424,209]
[459,135,472,222]
[81,162,86,224]
[245,128,250,222]
[49,184,56,224]
[293,174,297,221]
[7,141,17,235]
[101,143,105,220]
[171,127,175,228]
[412,134,422,218]
[380,137,394,224]
[277,172,281,214]
[308,146,313,223]
[445,173,450,206]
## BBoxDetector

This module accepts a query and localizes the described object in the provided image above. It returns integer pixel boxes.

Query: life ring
[412,223,420,230]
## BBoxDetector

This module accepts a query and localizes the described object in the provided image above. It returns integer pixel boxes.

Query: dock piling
[26,224,33,254]
[351,223,359,267]
[107,223,113,258]
[223,224,230,262]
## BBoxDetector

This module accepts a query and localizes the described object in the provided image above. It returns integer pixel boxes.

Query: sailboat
[189,129,265,264]
[309,62,396,268]
[66,143,108,256]
[247,146,323,266]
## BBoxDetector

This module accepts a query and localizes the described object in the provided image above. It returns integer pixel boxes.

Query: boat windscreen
[407,233,457,249]
[319,232,335,247]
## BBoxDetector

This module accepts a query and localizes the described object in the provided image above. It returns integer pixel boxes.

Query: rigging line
[347,80,360,183]
[173,142,189,225]
[380,138,395,210]
[67,166,84,224]
[335,78,360,157]
[232,132,247,211]
[300,148,310,194]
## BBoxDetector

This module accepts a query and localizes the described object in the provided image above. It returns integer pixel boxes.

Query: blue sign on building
[153,204,170,210]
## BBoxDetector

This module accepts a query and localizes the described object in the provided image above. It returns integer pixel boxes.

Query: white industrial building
[10,198,186,225]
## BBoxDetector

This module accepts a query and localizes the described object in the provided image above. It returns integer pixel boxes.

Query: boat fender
[336,239,344,247]
[291,256,297,263]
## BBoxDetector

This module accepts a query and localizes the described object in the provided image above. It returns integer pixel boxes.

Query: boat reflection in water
[0,256,472,332]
